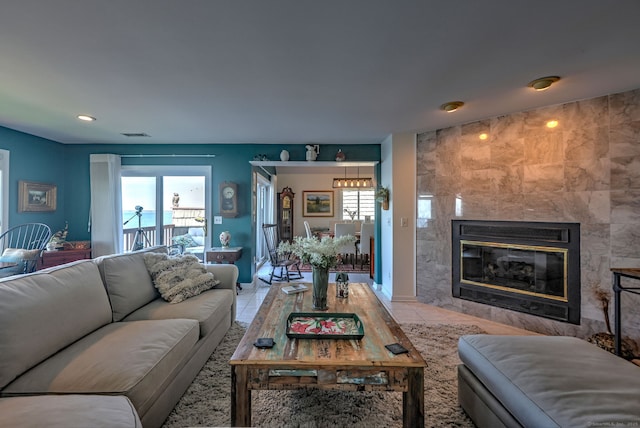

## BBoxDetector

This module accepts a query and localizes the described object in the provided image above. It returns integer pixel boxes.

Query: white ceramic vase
[219,231,231,247]
[280,150,289,161]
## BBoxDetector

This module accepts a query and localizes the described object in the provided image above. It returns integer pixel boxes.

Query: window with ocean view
[121,166,210,253]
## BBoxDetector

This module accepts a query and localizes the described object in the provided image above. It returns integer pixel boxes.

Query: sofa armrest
[204,263,238,290]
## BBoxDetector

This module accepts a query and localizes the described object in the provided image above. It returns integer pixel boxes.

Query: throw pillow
[143,252,220,304]
[171,234,199,248]
[0,248,41,262]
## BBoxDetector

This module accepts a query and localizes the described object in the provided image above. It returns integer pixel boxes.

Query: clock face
[220,182,238,217]
[223,187,235,198]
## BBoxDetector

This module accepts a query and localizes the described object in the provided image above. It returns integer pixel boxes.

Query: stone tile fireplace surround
[416,88,640,341]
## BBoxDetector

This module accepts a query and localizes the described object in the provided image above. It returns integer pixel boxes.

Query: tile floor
[237,265,536,336]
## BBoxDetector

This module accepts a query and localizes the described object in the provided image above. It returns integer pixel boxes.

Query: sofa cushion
[1,247,40,260]
[2,318,199,418]
[0,395,142,428]
[458,335,640,428]
[0,261,111,389]
[188,227,205,246]
[143,252,220,303]
[0,248,41,275]
[124,288,235,338]
[95,246,166,321]
[171,233,199,248]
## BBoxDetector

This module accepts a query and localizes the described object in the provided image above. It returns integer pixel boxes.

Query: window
[341,189,375,222]
[417,194,433,227]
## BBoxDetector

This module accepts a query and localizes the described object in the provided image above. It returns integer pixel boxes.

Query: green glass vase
[312,266,329,310]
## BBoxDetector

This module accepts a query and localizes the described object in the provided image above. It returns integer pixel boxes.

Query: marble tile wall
[416,88,640,342]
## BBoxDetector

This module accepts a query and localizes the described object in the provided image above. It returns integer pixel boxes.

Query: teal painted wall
[0,126,67,232]
[0,125,381,283]
[64,143,381,283]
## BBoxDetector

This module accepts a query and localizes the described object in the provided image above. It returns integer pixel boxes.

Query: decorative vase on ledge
[312,265,329,310]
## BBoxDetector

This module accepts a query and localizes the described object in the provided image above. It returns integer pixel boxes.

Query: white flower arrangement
[278,235,356,270]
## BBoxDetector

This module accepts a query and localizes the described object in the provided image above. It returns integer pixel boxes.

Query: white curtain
[90,154,122,256]
[0,149,9,234]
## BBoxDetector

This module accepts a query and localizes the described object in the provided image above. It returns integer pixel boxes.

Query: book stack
[282,284,308,294]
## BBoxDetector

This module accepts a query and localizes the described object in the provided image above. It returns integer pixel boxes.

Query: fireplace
[452,220,580,324]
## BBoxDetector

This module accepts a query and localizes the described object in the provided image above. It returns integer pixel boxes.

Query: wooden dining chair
[334,223,356,268]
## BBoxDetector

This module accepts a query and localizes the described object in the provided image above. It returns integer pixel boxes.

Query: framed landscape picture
[303,190,334,217]
[19,181,57,212]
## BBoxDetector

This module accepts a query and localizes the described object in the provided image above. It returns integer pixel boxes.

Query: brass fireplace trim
[459,240,569,302]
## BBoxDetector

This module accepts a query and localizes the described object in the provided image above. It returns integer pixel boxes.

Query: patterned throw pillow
[171,234,200,248]
[143,252,220,304]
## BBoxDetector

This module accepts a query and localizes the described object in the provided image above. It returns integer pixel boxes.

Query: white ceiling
[1,1,640,146]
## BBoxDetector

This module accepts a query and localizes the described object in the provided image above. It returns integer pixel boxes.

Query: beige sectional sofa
[458,335,640,428]
[0,246,238,428]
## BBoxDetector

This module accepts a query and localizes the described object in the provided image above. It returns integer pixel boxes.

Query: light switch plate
[214,216,223,224]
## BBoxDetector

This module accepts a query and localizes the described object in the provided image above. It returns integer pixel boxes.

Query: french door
[254,171,274,269]
[121,166,211,255]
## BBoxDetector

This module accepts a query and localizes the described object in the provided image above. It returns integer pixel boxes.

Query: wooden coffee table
[230,282,426,427]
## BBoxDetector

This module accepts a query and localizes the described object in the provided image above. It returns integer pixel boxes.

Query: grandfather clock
[278,187,295,242]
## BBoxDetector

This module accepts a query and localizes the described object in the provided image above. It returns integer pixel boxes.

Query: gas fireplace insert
[452,220,580,324]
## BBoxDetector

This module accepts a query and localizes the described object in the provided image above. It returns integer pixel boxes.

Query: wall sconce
[440,101,464,112]
[528,76,560,91]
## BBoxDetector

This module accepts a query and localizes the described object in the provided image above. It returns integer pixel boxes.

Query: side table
[206,247,243,293]
[611,268,640,356]
[38,248,92,270]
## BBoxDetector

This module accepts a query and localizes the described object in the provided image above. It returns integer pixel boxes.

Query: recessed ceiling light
[121,133,151,137]
[479,133,489,140]
[440,101,464,112]
[528,76,560,91]
[546,120,559,128]
[77,115,96,122]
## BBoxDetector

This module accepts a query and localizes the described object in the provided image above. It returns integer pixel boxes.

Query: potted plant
[278,235,355,310]
[375,187,389,210]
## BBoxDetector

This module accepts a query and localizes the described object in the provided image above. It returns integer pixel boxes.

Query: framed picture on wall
[18,181,57,212]
[303,190,334,217]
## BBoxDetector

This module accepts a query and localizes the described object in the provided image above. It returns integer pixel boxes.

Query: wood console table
[38,248,92,270]
[611,268,640,356]
[206,247,243,292]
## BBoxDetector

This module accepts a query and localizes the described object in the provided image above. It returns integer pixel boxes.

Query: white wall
[380,133,417,301]
[391,133,417,301]
[379,136,393,297]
